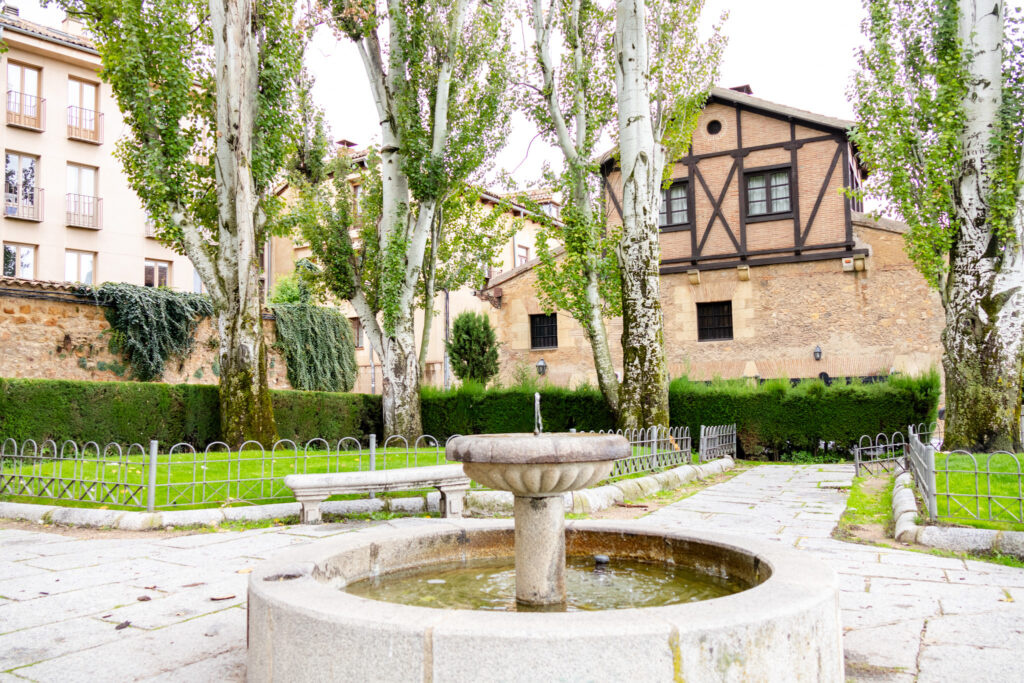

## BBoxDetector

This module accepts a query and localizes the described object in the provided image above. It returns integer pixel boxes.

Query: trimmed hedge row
[0,378,377,446]
[668,371,941,456]
[0,372,939,456]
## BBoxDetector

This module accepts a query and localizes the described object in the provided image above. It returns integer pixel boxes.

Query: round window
[706,120,722,135]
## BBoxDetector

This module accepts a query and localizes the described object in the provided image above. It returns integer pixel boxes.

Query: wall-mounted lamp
[536,358,548,376]
[813,345,823,361]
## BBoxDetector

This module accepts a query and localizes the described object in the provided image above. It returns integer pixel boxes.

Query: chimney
[729,84,753,95]
[61,15,85,35]
[3,3,20,17]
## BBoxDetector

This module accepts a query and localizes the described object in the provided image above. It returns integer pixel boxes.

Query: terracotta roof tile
[0,13,97,53]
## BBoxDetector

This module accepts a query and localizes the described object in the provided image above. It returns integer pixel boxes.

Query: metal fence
[699,424,737,463]
[852,422,937,476]
[906,426,1024,524]
[578,426,692,480]
[0,425,719,511]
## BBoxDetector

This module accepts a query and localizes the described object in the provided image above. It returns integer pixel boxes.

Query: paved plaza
[2,464,1023,681]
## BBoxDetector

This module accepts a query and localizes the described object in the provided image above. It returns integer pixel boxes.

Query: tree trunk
[218,307,276,446]
[942,0,1023,452]
[209,0,277,445]
[613,0,670,430]
[584,269,620,419]
[379,315,424,441]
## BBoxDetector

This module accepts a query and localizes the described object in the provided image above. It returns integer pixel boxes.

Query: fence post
[925,444,937,521]
[146,439,158,513]
[368,433,376,499]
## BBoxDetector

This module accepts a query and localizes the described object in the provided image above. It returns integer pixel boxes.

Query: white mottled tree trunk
[177,0,275,445]
[348,0,469,439]
[943,0,1024,451]
[612,0,669,430]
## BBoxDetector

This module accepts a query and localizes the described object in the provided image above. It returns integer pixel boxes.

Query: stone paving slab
[646,464,1024,682]
[2,464,1023,681]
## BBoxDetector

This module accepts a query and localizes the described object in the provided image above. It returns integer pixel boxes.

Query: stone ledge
[891,471,1024,560]
[0,458,735,529]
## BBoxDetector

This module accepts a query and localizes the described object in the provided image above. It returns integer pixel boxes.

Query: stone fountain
[446,432,627,606]
[247,431,844,682]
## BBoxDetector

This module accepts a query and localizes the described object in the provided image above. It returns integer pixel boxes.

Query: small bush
[446,312,500,386]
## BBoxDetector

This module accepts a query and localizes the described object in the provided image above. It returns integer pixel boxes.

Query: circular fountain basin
[447,432,630,496]
[247,519,843,682]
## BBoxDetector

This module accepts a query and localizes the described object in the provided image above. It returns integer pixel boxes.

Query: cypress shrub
[446,312,500,386]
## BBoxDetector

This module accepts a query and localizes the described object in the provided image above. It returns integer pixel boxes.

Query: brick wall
[0,279,292,387]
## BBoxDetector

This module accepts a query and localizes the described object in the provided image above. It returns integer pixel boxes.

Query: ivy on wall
[79,283,213,382]
[271,303,357,393]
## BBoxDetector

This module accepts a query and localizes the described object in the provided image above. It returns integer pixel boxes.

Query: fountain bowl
[247,519,842,682]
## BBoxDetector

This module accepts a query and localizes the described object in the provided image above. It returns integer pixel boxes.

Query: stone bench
[283,464,471,524]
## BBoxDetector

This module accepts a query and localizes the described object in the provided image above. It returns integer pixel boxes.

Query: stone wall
[484,216,945,387]
[0,278,292,388]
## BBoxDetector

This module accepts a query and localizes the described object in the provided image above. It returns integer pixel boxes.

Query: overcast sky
[20,0,868,186]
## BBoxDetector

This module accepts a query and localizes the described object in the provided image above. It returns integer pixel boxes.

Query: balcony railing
[66,193,102,229]
[6,91,45,131]
[4,187,43,221]
[67,106,103,144]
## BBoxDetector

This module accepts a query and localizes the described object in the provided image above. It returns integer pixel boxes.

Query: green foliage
[668,371,941,458]
[79,282,212,382]
[268,275,307,305]
[851,0,1023,287]
[445,312,500,386]
[0,378,376,446]
[271,304,357,393]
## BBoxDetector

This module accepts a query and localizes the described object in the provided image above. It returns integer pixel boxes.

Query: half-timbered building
[481,87,945,386]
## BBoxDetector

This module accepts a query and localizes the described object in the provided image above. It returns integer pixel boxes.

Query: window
[530,313,558,349]
[746,168,791,219]
[706,119,722,135]
[6,62,42,129]
[696,301,733,342]
[66,163,100,227]
[5,152,40,220]
[67,78,100,142]
[350,317,364,348]
[516,245,530,267]
[3,242,35,279]
[144,259,170,287]
[192,269,206,294]
[659,181,690,231]
[64,250,95,284]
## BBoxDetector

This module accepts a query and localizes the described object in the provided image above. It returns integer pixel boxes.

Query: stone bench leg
[297,496,326,524]
[437,484,469,519]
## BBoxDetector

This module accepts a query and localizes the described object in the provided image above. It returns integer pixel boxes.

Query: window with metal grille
[530,313,558,349]
[746,167,791,218]
[658,180,689,232]
[696,301,733,342]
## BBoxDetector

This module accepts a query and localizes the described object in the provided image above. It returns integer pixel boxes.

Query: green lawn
[934,451,1024,529]
[1,443,695,511]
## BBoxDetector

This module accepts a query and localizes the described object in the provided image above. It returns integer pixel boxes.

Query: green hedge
[0,378,378,446]
[0,372,939,455]
[668,371,941,457]
[420,384,613,439]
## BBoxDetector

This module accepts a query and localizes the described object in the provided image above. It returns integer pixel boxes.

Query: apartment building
[0,7,198,290]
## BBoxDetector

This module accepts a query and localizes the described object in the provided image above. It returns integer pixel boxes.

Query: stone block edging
[0,457,734,530]
[892,471,1024,560]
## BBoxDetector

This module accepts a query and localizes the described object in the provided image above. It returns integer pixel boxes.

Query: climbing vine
[271,304,357,393]
[79,282,213,382]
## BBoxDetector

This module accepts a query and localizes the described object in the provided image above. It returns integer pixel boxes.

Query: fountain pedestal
[447,433,628,606]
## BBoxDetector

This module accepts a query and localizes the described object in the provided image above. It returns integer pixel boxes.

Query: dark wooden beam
[661,240,859,266]
[694,161,742,254]
[790,121,802,254]
[660,248,869,274]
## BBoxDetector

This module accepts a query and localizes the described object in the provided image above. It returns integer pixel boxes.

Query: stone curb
[891,471,1024,560]
[0,457,734,529]
[466,457,735,517]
